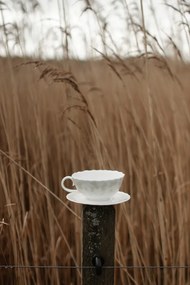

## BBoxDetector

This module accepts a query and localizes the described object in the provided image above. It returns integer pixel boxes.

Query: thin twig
[0,149,81,220]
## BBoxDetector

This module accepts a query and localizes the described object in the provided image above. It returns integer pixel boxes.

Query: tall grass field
[1,0,190,284]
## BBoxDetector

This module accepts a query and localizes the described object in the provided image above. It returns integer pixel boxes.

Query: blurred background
[1,0,189,60]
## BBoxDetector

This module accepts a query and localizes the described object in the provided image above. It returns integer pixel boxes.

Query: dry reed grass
[1,0,190,284]
[0,56,190,284]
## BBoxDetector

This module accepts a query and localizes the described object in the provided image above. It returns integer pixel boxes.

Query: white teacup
[61,170,125,201]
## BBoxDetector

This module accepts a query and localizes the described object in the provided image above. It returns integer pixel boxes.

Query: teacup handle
[61,176,76,193]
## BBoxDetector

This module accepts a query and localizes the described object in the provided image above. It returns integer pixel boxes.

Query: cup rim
[72,170,125,181]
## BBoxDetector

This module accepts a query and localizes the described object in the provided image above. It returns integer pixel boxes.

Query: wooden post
[82,205,115,285]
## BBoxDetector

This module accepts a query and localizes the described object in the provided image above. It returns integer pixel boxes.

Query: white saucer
[66,191,130,206]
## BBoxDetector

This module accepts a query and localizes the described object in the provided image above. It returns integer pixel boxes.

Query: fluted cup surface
[61,170,125,201]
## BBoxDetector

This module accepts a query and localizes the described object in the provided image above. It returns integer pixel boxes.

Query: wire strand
[1,265,190,269]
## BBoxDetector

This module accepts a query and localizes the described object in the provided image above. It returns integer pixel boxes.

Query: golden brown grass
[0,56,190,284]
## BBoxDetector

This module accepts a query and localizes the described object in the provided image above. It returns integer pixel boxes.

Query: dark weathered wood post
[82,205,115,285]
